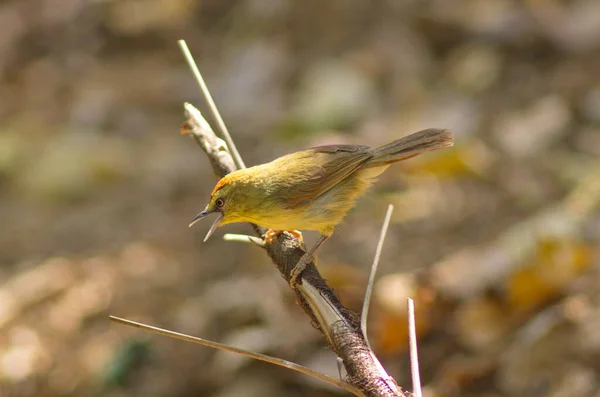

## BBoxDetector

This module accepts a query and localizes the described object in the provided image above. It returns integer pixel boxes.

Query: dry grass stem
[407,298,422,397]
[109,316,364,396]
[178,40,246,169]
[361,204,394,348]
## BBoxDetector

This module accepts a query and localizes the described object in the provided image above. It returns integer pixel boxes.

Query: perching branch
[182,102,404,396]
[176,37,410,395]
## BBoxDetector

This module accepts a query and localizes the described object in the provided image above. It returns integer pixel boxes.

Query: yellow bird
[191,128,453,287]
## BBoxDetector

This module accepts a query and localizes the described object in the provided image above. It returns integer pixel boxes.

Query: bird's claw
[263,229,278,244]
[264,229,303,245]
[286,230,303,243]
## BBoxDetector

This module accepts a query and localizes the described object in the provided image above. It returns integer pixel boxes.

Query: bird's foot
[289,252,312,288]
[264,229,303,244]
[263,229,279,244]
[286,230,303,243]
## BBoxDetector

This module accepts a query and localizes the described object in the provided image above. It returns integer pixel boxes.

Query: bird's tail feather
[368,128,453,167]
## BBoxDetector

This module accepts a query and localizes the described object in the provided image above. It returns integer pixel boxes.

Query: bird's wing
[282,144,373,208]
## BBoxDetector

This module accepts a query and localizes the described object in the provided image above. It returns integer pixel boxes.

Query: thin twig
[361,204,394,347]
[109,316,364,396]
[407,298,422,397]
[178,39,246,169]
[223,233,265,247]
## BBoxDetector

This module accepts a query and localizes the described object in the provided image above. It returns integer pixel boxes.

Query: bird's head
[189,176,249,242]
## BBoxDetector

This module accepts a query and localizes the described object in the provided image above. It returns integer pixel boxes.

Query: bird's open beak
[189,209,224,242]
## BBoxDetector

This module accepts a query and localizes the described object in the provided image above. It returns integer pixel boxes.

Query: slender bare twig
[407,298,422,397]
[182,105,404,396]
[361,204,394,348]
[223,233,266,247]
[109,316,363,396]
[178,40,246,170]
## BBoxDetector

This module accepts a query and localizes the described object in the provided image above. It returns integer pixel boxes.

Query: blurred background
[1,0,600,396]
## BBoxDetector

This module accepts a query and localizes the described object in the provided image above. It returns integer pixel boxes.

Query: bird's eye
[215,198,225,208]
